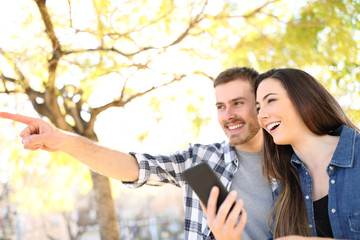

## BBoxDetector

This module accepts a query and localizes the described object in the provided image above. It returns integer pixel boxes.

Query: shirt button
[309,224,313,228]
[329,166,334,171]
[331,179,335,184]
[305,195,310,200]
[331,208,336,213]
[305,172,309,175]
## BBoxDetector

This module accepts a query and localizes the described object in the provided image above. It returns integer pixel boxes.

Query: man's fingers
[20,125,38,138]
[207,186,220,217]
[0,112,58,152]
[0,112,37,125]
[21,135,44,147]
[24,144,44,151]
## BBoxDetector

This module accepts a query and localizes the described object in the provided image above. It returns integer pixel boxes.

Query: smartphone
[183,162,231,212]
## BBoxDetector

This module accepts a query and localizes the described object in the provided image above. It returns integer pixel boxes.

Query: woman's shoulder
[340,125,360,144]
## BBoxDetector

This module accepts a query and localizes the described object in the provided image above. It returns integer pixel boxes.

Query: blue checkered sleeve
[122,142,237,240]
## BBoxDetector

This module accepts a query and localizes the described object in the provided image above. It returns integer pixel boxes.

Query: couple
[1,67,359,240]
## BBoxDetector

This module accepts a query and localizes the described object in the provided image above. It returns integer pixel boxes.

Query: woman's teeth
[267,122,280,131]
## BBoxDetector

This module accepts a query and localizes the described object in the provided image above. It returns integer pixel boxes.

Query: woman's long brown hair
[255,68,359,238]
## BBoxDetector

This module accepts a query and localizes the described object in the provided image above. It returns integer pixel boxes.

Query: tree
[0,0,221,238]
[0,0,359,239]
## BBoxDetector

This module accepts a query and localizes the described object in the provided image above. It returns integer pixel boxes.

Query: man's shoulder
[192,141,230,149]
[191,141,232,155]
[188,142,235,166]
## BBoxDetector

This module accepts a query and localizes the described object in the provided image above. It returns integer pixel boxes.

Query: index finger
[0,112,37,125]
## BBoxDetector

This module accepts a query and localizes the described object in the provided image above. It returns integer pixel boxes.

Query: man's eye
[235,101,243,106]
[217,105,224,110]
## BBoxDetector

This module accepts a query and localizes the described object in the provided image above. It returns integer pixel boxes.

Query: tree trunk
[90,171,120,240]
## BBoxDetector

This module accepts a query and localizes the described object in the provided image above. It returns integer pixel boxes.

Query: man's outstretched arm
[0,112,139,182]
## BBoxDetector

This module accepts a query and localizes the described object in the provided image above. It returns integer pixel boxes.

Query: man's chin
[228,138,246,146]
[228,134,257,146]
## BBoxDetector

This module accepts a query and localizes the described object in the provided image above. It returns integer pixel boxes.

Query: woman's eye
[268,98,276,104]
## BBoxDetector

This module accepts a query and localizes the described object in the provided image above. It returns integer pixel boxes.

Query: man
[0,67,273,240]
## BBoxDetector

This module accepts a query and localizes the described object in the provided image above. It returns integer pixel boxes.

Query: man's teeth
[267,122,280,131]
[228,124,244,130]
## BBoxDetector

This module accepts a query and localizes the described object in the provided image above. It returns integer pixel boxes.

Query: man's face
[215,78,261,147]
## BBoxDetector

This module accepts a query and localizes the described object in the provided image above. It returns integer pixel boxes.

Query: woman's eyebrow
[262,93,277,100]
[256,93,278,105]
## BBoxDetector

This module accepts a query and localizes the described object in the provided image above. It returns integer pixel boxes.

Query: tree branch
[34,0,61,56]
[0,74,25,94]
[106,1,175,39]
[87,74,186,131]
[214,0,280,19]
[67,0,73,28]
[62,0,207,60]
[33,0,74,131]
[242,0,280,19]
[62,46,155,58]
[193,70,214,81]
[165,0,208,48]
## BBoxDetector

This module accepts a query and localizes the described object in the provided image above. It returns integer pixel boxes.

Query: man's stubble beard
[228,121,261,146]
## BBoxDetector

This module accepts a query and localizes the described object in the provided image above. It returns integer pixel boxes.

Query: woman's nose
[257,107,268,120]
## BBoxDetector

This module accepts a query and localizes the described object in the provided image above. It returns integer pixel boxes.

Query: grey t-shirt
[230,149,273,240]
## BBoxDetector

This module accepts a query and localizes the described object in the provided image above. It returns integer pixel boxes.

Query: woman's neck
[291,134,340,171]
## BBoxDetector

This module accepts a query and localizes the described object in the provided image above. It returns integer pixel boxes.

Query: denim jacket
[269,125,360,239]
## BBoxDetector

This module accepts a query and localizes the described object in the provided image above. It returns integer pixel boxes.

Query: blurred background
[0,0,359,239]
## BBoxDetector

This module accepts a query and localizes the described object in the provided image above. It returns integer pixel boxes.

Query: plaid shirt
[124,142,239,240]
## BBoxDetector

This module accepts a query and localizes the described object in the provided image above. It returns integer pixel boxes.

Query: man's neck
[235,130,263,153]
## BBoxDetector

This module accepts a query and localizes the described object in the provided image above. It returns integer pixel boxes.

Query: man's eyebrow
[216,97,246,105]
[231,96,246,102]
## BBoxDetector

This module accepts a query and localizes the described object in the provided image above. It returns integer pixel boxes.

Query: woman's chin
[272,136,287,145]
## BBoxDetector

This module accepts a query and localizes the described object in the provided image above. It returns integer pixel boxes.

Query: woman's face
[256,77,308,145]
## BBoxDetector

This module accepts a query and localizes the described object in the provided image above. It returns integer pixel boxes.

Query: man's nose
[225,107,236,120]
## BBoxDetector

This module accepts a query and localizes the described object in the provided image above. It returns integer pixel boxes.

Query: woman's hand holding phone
[201,186,247,240]
[183,162,247,239]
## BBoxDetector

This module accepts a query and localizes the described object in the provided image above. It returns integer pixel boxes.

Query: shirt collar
[291,125,356,169]
[330,125,356,168]
[223,142,237,165]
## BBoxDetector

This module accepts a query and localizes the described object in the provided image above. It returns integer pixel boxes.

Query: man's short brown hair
[213,67,259,89]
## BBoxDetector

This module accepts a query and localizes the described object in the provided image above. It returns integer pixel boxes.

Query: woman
[255,68,360,239]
